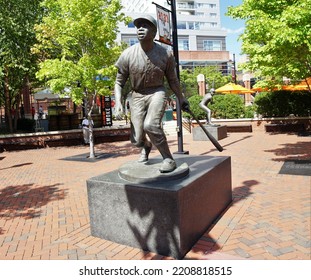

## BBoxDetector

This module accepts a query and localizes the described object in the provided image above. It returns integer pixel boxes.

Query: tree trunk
[304,78,311,92]
[13,89,22,131]
[4,67,13,133]
[86,91,96,159]
[88,119,95,158]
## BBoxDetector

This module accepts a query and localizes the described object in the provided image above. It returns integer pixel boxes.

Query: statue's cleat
[137,143,152,162]
[159,158,177,173]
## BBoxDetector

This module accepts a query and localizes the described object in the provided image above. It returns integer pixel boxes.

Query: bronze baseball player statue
[114,15,189,173]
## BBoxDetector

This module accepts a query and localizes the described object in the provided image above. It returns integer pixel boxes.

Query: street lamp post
[232,53,237,84]
[169,0,188,154]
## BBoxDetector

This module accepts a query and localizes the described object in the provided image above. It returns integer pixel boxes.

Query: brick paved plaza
[0,129,310,260]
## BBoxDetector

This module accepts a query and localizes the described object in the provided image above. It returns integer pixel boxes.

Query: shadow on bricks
[0,162,33,171]
[265,141,311,162]
[232,180,259,202]
[0,183,67,234]
[185,180,259,259]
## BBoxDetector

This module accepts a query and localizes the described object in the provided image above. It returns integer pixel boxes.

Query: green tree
[34,0,129,157]
[180,66,230,97]
[0,0,42,132]
[227,0,311,86]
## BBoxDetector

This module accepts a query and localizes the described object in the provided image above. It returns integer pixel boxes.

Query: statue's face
[136,21,156,41]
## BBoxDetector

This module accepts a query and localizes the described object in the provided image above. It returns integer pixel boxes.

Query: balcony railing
[177,3,195,10]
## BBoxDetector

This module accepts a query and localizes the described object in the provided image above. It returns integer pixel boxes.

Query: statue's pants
[130,90,172,159]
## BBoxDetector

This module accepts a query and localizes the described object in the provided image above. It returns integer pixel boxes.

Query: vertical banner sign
[156,6,172,45]
[102,96,112,126]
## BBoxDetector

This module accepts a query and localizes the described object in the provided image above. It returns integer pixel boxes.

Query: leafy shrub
[209,94,245,119]
[254,90,311,117]
[244,105,257,118]
[183,94,248,120]
[182,94,206,120]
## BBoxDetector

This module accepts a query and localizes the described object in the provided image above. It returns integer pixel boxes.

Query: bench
[226,124,253,133]
[265,123,305,133]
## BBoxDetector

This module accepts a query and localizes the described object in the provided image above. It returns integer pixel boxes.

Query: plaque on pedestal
[193,125,227,141]
[87,155,232,259]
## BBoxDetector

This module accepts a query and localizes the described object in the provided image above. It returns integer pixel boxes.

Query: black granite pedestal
[86,155,232,259]
[193,125,227,141]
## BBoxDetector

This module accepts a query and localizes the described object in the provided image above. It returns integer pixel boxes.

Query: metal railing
[182,117,192,134]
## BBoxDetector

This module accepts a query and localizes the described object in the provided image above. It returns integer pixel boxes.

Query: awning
[215,83,255,94]
[33,88,70,100]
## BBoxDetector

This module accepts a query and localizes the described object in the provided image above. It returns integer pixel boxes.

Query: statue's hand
[180,97,190,112]
[114,102,124,120]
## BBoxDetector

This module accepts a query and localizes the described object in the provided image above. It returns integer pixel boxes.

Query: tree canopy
[227,0,311,86]
[0,0,41,76]
[33,0,128,157]
[180,66,230,97]
[0,0,42,131]
[34,0,129,105]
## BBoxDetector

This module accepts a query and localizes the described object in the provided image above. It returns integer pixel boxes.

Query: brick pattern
[0,131,310,260]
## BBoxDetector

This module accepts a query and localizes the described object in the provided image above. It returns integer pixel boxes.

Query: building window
[129,38,139,46]
[203,40,221,51]
[188,22,195,30]
[188,22,198,30]
[196,12,205,17]
[199,22,209,30]
[197,3,207,8]
[177,21,217,31]
[197,3,217,9]
[178,39,189,50]
[128,22,135,28]
[201,22,218,29]
[177,21,187,29]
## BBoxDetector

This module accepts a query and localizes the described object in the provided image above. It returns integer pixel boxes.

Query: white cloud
[222,27,245,34]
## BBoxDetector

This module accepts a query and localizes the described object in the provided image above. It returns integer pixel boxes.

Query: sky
[219,0,244,63]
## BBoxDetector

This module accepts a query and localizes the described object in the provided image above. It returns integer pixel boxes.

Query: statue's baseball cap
[133,15,157,31]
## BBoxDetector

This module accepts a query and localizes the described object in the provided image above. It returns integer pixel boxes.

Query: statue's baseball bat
[185,108,223,152]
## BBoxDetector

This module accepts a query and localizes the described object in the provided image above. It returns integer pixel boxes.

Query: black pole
[170,0,187,154]
[233,53,237,84]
